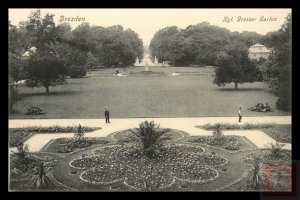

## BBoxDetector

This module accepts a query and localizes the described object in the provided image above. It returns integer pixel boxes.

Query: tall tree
[261,14,291,111]
[25,10,61,51]
[150,23,232,66]
[25,51,65,94]
[213,42,260,90]
[85,52,98,70]
[21,10,66,93]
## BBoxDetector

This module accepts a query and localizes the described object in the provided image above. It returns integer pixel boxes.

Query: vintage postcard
[8,8,292,192]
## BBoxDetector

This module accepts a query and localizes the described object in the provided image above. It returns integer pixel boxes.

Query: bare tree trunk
[234,82,238,90]
[45,85,49,94]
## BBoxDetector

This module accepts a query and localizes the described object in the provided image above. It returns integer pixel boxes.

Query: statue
[145,62,149,71]
[135,57,139,65]
[154,56,158,64]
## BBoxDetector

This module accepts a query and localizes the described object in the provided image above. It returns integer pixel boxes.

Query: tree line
[9,10,144,94]
[150,22,263,66]
[150,16,291,112]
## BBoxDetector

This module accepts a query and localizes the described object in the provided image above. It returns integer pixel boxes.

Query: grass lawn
[9,66,290,119]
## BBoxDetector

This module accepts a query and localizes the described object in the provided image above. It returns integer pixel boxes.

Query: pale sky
[9,9,291,45]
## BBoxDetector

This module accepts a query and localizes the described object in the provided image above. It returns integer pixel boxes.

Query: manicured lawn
[9,66,290,119]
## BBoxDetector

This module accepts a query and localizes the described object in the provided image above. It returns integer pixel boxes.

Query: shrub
[207,136,227,146]
[246,157,263,190]
[25,106,45,115]
[212,123,223,137]
[242,123,256,129]
[30,162,53,190]
[201,123,240,130]
[225,141,240,150]
[266,142,285,158]
[74,124,85,141]
[15,142,29,160]
[129,121,170,157]
[11,126,98,133]
[227,136,238,142]
[56,145,73,153]
[190,136,206,143]
[9,131,31,148]
[248,103,271,112]
[68,65,87,78]
[207,124,227,145]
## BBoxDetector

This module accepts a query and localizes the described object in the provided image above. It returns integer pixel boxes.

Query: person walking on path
[105,106,110,124]
[238,107,242,122]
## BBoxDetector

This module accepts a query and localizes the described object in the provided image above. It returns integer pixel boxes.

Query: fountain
[134,57,139,65]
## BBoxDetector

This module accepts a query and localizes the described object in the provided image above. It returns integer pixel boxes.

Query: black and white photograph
[8,8,292,192]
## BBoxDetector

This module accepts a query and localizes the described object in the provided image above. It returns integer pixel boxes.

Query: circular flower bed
[70,143,227,191]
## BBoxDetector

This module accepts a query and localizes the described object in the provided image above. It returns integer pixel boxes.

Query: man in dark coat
[105,106,110,123]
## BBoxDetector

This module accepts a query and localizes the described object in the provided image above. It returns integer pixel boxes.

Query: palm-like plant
[74,124,85,141]
[15,142,29,160]
[213,123,223,137]
[246,157,263,190]
[266,142,285,158]
[129,121,170,156]
[30,162,52,190]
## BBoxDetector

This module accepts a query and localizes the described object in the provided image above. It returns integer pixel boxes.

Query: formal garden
[8,10,291,192]
[9,121,291,191]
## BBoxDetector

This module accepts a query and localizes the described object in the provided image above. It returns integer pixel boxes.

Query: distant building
[248,43,271,60]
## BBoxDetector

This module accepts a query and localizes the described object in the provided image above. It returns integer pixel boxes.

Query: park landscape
[8,9,291,192]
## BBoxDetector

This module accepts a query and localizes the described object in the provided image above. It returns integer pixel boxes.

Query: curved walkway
[9,116,291,152]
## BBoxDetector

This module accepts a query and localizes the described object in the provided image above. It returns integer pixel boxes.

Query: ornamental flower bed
[25,106,45,115]
[248,103,271,112]
[243,150,291,165]
[70,143,227,191]
[113,129,187,143]
[54,138,109,153]
[224,141,241,151]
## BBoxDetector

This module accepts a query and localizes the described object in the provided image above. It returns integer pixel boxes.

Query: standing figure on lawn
[238,107,242,122]
[105,106,110,124]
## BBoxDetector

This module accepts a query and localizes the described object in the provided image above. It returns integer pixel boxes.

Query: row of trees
[260,14,291,111]
[9,10,144,95]
[150,22,263,66]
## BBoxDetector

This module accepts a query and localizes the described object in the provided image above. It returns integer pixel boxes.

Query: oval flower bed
[70,143,227,191]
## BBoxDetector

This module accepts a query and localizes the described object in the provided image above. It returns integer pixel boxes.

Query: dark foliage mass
[150,22,263,66]
[9,10,144,95]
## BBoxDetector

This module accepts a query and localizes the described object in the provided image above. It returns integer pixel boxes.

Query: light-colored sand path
[9,116,291,152]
